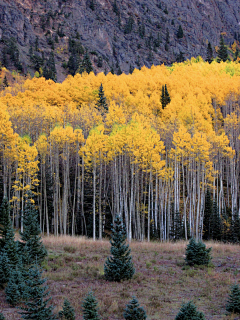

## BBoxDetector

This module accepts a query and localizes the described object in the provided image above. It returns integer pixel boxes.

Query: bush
[226,284,240,314]
[175,301,205,320]
[185,238,212,266]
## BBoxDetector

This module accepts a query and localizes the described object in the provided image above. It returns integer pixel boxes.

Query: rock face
[0,0,240,80]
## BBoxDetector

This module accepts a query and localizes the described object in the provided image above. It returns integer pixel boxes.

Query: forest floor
[0,236,240,319]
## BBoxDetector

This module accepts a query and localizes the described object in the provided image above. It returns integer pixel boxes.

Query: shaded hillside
[0,0,240,80]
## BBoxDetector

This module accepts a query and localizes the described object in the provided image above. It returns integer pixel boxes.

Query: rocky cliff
[0,0,240,81]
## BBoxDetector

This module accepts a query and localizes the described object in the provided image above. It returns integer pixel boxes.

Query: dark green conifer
[123,297,147,320]
[5,268,26,306]
[82,291,101,320]
[175,301,206,320]
[0,313,5,320]
[203,188,212,240]
[3,75,9,88]
[0,251,10,287]
[177,25,184,39]
[211,201,222,241]
[4,226,18,267]
[43,51,57,82]
[234,47,239,61]
[129,64,134,74]
[226,284,240,314]
[174,211,183,240]
[160,84,171,109]
[110,65,115,74]
[96,83,108,113]
[0,197,11,250]
[217,35,228,62]
[82,52,93,74]
[59,299,75,320]
[19,264,56,319]
[20,196,47,266]
[230,208,240,243]
[185,238,212,266]
[206,42,213,63]
[104,215,135,282]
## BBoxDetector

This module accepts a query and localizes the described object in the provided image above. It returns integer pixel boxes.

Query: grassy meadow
[1,237,240,319]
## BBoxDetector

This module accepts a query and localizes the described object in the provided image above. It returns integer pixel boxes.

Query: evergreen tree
[230,208,240,243]
[4,226,18,267]
[82,291,101,320]
[129,64,134,74]
[206,42,213,63]
[203,188,212,240]
[20,196,47,266]
[110,65,115,74]
[123,297,147,320]
[160,84,171,109]
[211,201,222,241]
[19,264,56,319]
[3,75,9,88]
[96,83,108,113]
[176,51,185,63]
[185,238,212,266]
[59,299,75,320]
[5,267,26,307]
[217,35,228,62]
[175,301,206,320]
[234,47,239,61]
[174,211,183,240]
[226,284,240,314]
[67,54,80,76]
[82,52,93,74]
[0,313,5,320]
[177,25,184,39]
[0,197,11,250]
[0,251,10,287]
[43,51,57,82]
[104,215,135,282]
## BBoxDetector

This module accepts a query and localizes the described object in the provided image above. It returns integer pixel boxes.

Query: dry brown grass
[1,237,240,319]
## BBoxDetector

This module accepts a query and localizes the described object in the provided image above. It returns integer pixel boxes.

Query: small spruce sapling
[59,299,75,320]
[104,215,135,282]
[123,297,147,320]
[185,238,212,266]
[19,264,56,319]
[175,301,205,320]
[82,291,101,320]
[226,284,240,314]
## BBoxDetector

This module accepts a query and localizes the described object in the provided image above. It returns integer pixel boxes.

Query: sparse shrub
[59,299,75,320]
[123,297,147,320]
[63,246,77,253]
[175,301,205,320]
[226,284,240,314]
[104,215,135,282]
[185,238,212,266]
[82,291,101,320]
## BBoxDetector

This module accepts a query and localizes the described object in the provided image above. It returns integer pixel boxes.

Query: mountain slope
[0,0,240,81]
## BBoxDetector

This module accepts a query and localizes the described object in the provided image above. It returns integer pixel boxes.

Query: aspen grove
[0,58,240,241]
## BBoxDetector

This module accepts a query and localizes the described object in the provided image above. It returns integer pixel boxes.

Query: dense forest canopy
[0,58,240,241]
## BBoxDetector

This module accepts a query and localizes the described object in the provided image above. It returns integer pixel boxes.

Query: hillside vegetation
[0,59,240,241]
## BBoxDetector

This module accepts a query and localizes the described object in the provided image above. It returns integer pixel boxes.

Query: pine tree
[4,226,18,267]
[177,25,184,39]
[0,313,5,320]
[104,215,135,282]
[234,47,239,61]
[5,267,26,307]
[217,35,228,62]
[185,238,212,266]
[59,299,75,320]
[3,75,9,88]
[203,188,212,240]
[230,208,240,243]
[82,291,101,320]
[175,301,206,320]
[0,251,10,287]
[20,197,47,266]
[19,264,56,319]
[129,64,134,74]
[82,52,93,74]
[0,197,11,250]
[96,83,108,113]
[206,42,213,63]
[160,84,171,109]
[174,211,183,241]
[211,201,222,241]
[43,51,57,82]
[123,297,147,320]
[226,284,240,314]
